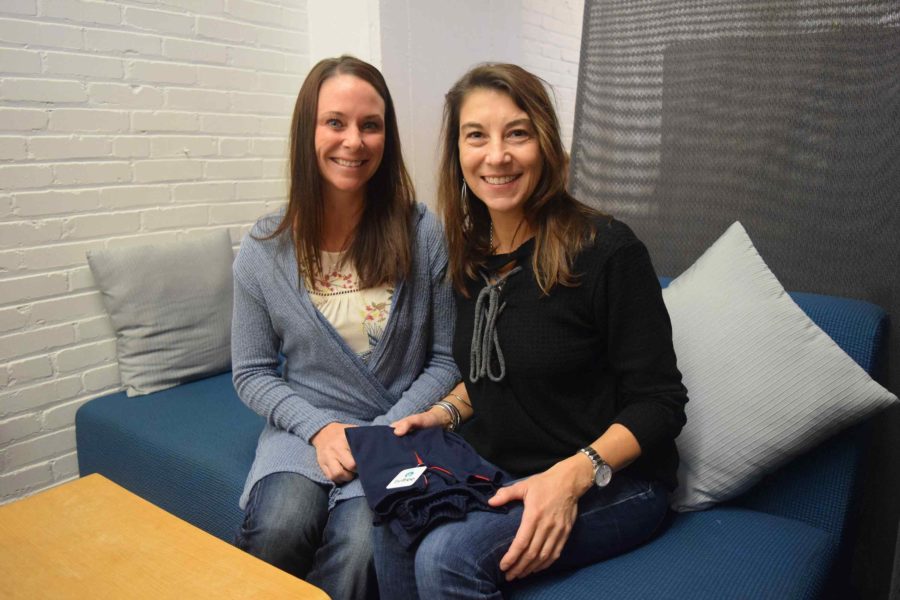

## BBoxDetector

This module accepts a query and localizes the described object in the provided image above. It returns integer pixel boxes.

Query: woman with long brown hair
[374,63,688,598]
[230,55,459,600]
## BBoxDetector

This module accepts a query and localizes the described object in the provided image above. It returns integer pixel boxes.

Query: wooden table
[0,474,330,599]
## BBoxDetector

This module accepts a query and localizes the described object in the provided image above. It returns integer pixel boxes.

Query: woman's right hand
[391,406,449,436]
[310,422,357,483]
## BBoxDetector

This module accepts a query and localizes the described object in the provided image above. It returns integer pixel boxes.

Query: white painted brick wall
[0,0,583,505]
[520,0,584,150]
[0,0,308,504]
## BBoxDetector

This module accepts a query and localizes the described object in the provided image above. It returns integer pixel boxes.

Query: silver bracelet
[433,400,460,432]
[438,400,461,431]
[446,401,461,430]
[450,392,471,408]
[432,402,456,431]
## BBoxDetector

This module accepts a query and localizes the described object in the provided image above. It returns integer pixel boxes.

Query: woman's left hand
[390,405,449,436]
[488,456,592,581]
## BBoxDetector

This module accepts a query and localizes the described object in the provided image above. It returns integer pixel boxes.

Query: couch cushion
[790,291,888,376]
[509,507,831,600]
[76,373,263,541]
[86,230,234,396]
[663,222,896,511]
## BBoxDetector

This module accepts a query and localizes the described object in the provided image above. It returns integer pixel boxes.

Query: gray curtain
[570,1,900,597]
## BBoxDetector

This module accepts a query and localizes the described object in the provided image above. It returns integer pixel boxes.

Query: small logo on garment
[386,466,428,489]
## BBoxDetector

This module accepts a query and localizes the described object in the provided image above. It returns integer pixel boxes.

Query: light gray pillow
[664,221,896,512]
[87,231,234,396]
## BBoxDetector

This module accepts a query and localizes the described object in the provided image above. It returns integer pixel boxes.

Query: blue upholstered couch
[76,288,889,599]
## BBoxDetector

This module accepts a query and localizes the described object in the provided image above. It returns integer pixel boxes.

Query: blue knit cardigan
[232,204,460,509]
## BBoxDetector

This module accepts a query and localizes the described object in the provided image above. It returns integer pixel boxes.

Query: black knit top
[456,217,688,490]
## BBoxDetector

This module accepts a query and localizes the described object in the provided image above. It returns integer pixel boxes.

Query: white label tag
[386,466,427,489]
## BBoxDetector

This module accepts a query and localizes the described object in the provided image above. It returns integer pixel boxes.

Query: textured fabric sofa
[76,288,888,599]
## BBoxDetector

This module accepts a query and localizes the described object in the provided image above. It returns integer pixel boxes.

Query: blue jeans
[235,472,378,600]
[373,474,668,599]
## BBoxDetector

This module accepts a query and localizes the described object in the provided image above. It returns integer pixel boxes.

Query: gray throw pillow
[87,230,234,396]
[664,222,896,511]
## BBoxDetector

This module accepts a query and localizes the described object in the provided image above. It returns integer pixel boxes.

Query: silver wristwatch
[579,446,613,488]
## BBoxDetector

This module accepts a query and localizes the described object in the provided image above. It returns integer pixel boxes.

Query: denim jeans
[373,473,668,600]
[235,471,378,600]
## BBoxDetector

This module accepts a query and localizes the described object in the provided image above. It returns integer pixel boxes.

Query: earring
[460,180,468,202]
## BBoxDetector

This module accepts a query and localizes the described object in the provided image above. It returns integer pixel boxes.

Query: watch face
[594,463,613,487]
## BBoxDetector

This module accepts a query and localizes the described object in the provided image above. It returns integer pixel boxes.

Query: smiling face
[315,74,386,203]
[458,88,543,221]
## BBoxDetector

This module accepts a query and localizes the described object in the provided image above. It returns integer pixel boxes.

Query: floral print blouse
[308,251,393,362]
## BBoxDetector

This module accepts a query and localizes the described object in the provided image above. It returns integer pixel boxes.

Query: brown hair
[438,63,600,296]
[265,55,414,288]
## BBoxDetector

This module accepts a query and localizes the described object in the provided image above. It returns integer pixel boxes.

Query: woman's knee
[414,522,503,596]
[236,472,328,562]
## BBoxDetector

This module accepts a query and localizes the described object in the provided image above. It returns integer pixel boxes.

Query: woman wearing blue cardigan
[230,56,459,600]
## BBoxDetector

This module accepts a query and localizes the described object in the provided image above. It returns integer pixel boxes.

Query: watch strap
[579,445,603,469]
[579,446,612,487]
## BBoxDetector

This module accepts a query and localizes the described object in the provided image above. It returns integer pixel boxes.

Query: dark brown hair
[265,55,414,288]
[438,63,600,296]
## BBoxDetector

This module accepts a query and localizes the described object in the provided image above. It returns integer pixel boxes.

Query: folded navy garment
[346,426,512,548]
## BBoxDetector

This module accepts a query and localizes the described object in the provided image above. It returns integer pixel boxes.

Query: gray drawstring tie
[470,266,522,383]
